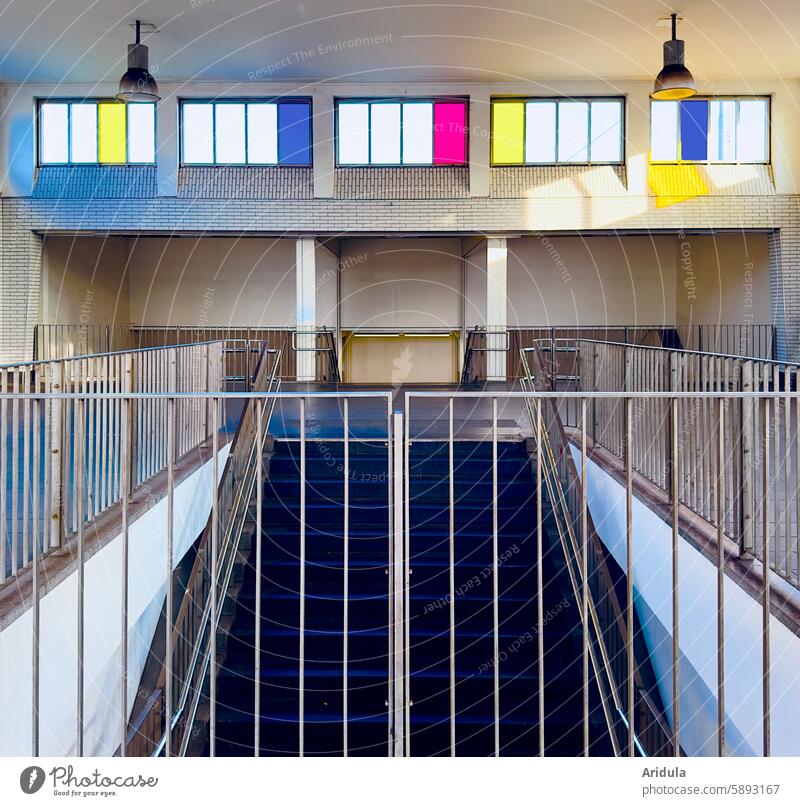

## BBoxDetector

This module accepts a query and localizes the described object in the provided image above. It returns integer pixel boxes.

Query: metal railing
[540,339,800,588]
[150,387,392,757]
[458,325,775,383]
[460,327,509,384]
[0,342,224,584]
[292,327,341,383]
[33,325,342,383]
[3,370,790,757]
[147,346,283,757]
[520,344,791,756]
[519,348,676,757]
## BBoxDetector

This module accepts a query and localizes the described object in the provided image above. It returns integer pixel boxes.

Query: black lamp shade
[652,62,697,100]
[117,42,160,102]
[651,17,696,100]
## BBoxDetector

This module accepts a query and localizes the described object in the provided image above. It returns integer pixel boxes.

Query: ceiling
[0,1,798,85]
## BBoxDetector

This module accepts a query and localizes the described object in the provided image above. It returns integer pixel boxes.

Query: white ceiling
[0,1,798,85]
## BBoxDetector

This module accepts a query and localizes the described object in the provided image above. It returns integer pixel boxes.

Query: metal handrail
[519,345,675,757]
[518,365,624,755]
[1,339,226,371]
[460,327,509,384]
[147,347,282,757]
[574,338,798,369]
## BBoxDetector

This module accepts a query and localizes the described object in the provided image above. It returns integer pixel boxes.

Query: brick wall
[335,167,470,199]
[2,170,799,362]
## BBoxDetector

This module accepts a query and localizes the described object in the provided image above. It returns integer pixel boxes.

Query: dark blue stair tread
[217,710,387,725]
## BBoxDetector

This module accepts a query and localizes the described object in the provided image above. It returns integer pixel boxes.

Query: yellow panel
[344,333,458,384]
[648,163,709,208]
[98,103,127,163]
[492,102,524,164]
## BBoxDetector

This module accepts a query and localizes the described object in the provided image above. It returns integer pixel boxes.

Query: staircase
[215,438,391,756]
[212,436,612,756]
[407,440,610,756]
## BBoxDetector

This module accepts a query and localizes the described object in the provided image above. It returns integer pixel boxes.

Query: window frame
[36,98,156,166]
[649,95,771,165]
[490,96,626,167]
[334,96,470,168]
[179,97,313,167]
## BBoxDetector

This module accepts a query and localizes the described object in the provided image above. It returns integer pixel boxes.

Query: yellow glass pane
[98,103,126,163]
[492,102,524,164]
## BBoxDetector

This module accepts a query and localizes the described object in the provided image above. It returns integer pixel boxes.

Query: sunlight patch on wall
[648,163,709,208]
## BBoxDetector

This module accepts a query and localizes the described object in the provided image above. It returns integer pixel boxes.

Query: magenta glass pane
[433,102,466,164]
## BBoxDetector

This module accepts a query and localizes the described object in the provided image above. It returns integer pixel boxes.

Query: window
[336,99,467,166]
[38,100,155,165]
[650,98,769,163]
[491,98,623,165]
[180,99,312,166]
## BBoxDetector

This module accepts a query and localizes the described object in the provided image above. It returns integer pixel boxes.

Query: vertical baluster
[783,367,791,579]
[536,398,544,758]
[671,397,680,757]
[762,394,771,757]
[11,369,19,575]
[581,399,589,756]
[23,368,31,570]
[716,400,726,756]
[299,397,306,757]
[210,397,219,757]
[625,396,634,757]
[32,397,41,755]
[342,398,348,757]
[448,398,456,757]
[120,377,130,758]
[165,397,175,757]
[76,396,85,757]
[0,369,6,584]
[255,395,265,757]
[491,397,500,757]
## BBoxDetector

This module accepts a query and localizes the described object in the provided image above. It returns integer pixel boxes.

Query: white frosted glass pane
[70,103,97,163]
[40,103,69,163]
[182,104,214,164]
[650,101,678,160]
[525,102,556,163]
[247,103,278,163]
[127,103,155,163]
[737,99,768,162]
[708,100,736,162]
[590,101,622,162]
[402,103,433,164]
[338,103,369,164]
[558,102,589,162]
[370,103,401,164]
[215,103,246,164]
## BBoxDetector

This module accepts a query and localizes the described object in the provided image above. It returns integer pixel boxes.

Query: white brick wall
[1,185,799,362]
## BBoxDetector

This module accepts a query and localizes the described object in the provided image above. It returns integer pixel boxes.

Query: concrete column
[469,87,490,198]
[486,237,508,381]
[296,237,317,381]
[156,91,178,196]
[313,90,335,198]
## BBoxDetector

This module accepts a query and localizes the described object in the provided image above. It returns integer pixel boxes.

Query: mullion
[212,103,218,165]
[585,101,594,162]
[244,103,250,165]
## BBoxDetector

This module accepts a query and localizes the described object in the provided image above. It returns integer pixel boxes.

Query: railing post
[49,361,64,549]
[169,348,179,464]
[203,344,211,440]
[391,410,406,757]
[740,360,755,556]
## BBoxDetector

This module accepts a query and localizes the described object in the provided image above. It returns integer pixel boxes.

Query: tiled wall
[2,188,799,362]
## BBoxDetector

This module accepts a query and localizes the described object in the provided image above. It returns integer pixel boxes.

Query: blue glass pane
[680,100,708,161]
[278,102,311,165]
